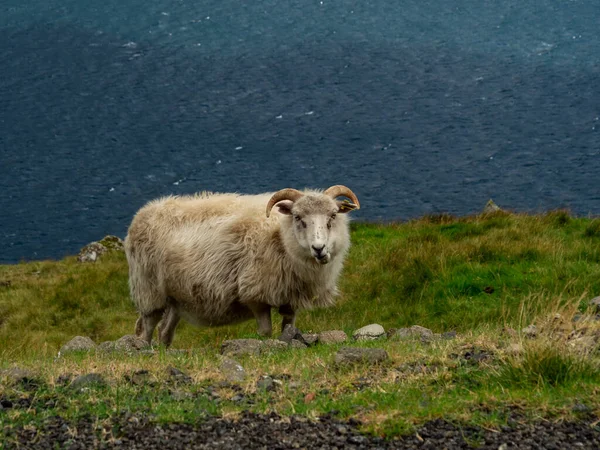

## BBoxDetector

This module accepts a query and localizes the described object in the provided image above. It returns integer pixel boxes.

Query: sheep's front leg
[248,302,272,337]
[279,304,296,332]
[157,306,181,347]
[135,309,164,344]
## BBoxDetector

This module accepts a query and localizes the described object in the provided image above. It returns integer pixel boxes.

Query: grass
[1,211,600,442]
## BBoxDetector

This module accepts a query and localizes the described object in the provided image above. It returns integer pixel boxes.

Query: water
[1,0,599,263]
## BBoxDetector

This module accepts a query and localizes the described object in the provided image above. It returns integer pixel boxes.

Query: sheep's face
[277,195,347,265]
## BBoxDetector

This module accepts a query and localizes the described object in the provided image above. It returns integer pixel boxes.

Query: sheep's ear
[337,200,359,213]
[276,200,294,215]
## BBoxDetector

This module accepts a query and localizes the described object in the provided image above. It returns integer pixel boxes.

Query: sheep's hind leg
[157,306,181,347]
[279,304,296,332]
[135,309,164,344]
[248,302,272,337]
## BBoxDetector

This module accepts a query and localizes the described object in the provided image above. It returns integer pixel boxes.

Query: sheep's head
[266,185,360,264]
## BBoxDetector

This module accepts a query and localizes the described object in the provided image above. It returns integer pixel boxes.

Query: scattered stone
[352,324,385,341]
[97,341,116,352]
[58,336,97,356]
[221,339,263,357]
[114,335,150,352]
[318,330,348,345]
[441,331,457,340]
[167,367,192,385]
[170,389,193,401]
[0,280,11,288]
[279,324,304,344]
[220,357,246,383]
[125,370,151,386]
[70,373,106,390]
[334,347,390,366]
[301,333,319,346]
[77,236,124,263]
[387,325,434,341]
[262,339,289,352]
[256,376,276,392]
[55,374,73,386]
[290,339,308,349]
[1,367,35,383]
[501,327,518,338]
[589,296,600,313]
[522,324,538,338]
[483,199,502,214]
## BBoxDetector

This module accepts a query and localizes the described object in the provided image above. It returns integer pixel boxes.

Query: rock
[125,370,151,386]
[170,389,193,401]
[256,376,276,392]
[441,331,457,340]
[483,199,502,214]
[58,336,97,356]
[262,339,289,352]
[279,324,304,344]
[387,325,434,341]
[221,339,263,357]
[334,347,390,366]
[318,330,348,345]
[352,324,385,341]
[522,324,538,338]
[501,327,518,338]
[301,333,319,346]
[506,343,524,356]
[220,357,246,383]
[1,368,36,385]
[589,296,600,313]
[290,339,308,349]
[97,341,116,352]
[77,235,124,263]
[114,335,150,352]
[70,373,106,390]
[167,367,193,385]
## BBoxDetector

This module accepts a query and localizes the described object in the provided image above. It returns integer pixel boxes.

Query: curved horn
[324,185,360,210]
[266,188,304,217]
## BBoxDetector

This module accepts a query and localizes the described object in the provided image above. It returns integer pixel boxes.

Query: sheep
[124,185,360,346]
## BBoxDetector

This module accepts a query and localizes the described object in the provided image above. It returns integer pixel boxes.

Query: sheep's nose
[312,245,325,256]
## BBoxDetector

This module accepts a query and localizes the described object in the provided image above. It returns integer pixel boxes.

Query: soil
[4,411,600,449]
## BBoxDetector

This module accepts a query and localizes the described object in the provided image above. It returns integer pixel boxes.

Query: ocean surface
[1,0,599,263]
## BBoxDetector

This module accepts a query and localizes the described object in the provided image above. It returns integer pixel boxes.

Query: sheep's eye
[301,220,307,229]
[293,215,300,221]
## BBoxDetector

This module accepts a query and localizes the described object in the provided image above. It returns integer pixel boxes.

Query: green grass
[1,212,600,442]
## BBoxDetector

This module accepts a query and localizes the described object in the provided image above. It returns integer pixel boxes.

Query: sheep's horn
[266,188,304,217]
[324,185,360,210]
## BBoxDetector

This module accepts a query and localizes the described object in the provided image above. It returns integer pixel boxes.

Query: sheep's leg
[248,302,272,337]
[157,306,181,347]
[135,309,164,344]
[278,304,296,332]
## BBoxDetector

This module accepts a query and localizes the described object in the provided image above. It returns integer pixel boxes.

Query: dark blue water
[1,1,600,263]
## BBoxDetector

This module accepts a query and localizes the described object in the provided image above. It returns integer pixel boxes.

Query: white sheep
[124,185,360,346]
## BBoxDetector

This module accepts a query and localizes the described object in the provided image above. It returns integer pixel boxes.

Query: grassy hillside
[1,211,600,440]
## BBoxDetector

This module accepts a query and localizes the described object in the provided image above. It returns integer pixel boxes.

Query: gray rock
[589,296,600,313]
[114,335,150,352]
[334,347,390,365]
[58,336,97,356]
[126,370,151,386]
[70,373,106,390]
[441,331,457,340]
[167,366,193,385]
[256,376,276,392]
[318,330,348,345]
[301,333,319,346]
[262,339,289,352]
[279,324,303,344]
[522,324,538,338]
[1,367,36,385]
[290,339,308,349]
[170,389,193,401]
[220,357,246,383]
[353,324,385,341]
[97,341,116,352]
[221,339,263,357]
[483,199,502,214]
[77,236,124,263]
[388,325,434,341]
